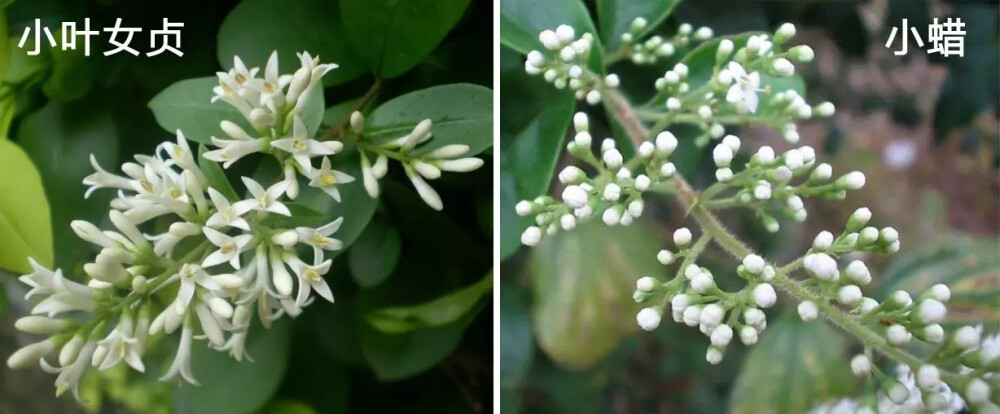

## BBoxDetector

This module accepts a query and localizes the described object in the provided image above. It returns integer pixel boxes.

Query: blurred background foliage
[0,0,493,412]
[499,0,999,412]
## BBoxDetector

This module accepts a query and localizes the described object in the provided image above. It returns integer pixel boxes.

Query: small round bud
[715,168,733,182]
[521,226,541,246]
[923,324,945,343]
[539,30,560,50]
[790,45,814,62]
[602,207,621,226]
[700,304,724,327]
[804,253,839,282]
[705,346,724,365]
[743,308,766,326]
[682,306,702,326]
[929,284,950,302]
[859,297,879,314]
[585,90,602,105]
[917,299,947,324]
[636,307,662,331]
[712,144,733,167]
[887,324,911,345]
[710,324,733,347]
[753,283,777,308]
[815,102,835,117]
[634,175,651,192]
[515,201,534,216]
[691,273,715,294]
[666,97,681,111]
[954,325,980,349]
[603,183,621,202]
[812,231,834,249]
[678,23,692,35]
[742,254,765,274]
[776,23,796,40]
[561,185,590,209]
[839,171,866,190]
[966,378,990,404]
[880,227,899,244]
[844,260,871,285]
[604,74,620,88]
[916,365,941,391]
[573,131,592,147]
[656,250,674,265]
[886,381,910,404]
[660,162,676,177]
[850,354,871,376]
[721,135,741,152]
[698,105,712,120]
[772,58,795,76]
[798,301,818,321]
[859,227,879,245]
[837,285,862,305]
[717,39,734,60]
[638,141,655,158]
[739,326,758,345]
[756,146,775,165]
[811,163,832,181]
[753,181,772,200]
[693,27,713,40]
[636,277,657,292]
[673,63,688,78]
[663,70,679,84]
[573,112,589,131]
[673,228,692,247]
[655,131,678,154]
[602,149,623,169]
[889,290,912,308]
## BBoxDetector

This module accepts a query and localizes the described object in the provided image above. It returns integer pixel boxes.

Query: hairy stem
[602,87,971,391]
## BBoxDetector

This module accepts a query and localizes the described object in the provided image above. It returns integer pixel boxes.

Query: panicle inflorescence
[7,49,483,399]
[514,19,1000,412]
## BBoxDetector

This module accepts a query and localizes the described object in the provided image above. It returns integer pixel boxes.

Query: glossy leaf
[596,0,680,51]
[197,145,239,201]
[366,272,491,334]
[878,236,1000,329]
[340,0,471,78]
[148,77,324,144]
[498,70,575,260]
[729,314,855,414]
[500,0,603,70]
[363,83,493,156]
[174,319,292,414]
[348,217,402,289]
[217,0,367,86]
[0,10,10,81]
[499,283,533,388]
[17,101,118,271]
[0,139,52,273]
[529,220,659,369]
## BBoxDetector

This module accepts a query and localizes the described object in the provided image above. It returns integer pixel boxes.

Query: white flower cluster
[348,113,484,211]
[524,25,612,105]
[633,229,778,365]
[707,141,867,232]
[6,51,349,398]
[618,18,713,65]
[516,112,673,246]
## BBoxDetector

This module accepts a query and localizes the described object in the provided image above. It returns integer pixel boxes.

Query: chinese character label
[14,18,184,57]
[885,17,965,57]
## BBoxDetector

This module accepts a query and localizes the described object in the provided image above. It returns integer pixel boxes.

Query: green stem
[602,88,972,394]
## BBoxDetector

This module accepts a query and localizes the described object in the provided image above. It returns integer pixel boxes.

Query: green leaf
[878,236,1000,330]
[262,400,318,414]
[596,0,680,51]
[340,0,471,78]
[41,29,96,101]
[197,145,239,202]
[499,283,533,388]
[529,220,659,369]
[3,37,48,85]
[0,139,52,273]
[148,77,324,144]
[174,319,292,414]
[0,10,10,81]
[148,77,250,145]
[366,272,491,334]
[347,217,401,289]
[364,83,493,156]
[217,0,367,87]
[498,70,574,260]
[729,314,855,414]
[500,0,603,70]
[17,101,117,272]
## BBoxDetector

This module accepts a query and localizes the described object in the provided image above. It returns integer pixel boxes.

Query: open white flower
[203,137,264,169]
[160,324,199,385]
[245,51,293,109]
[40,340,97,401]
[94,316,144,372]
[171,264,220,313]
[202,227,253,269]
[307,156,355,201]
[233,177,292,216]
[725,62,761,113]
[82,154,134,198]
[288,256,334,307]
[270,115,336,174]
[295,218,345,260]
[206,188,251,231]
